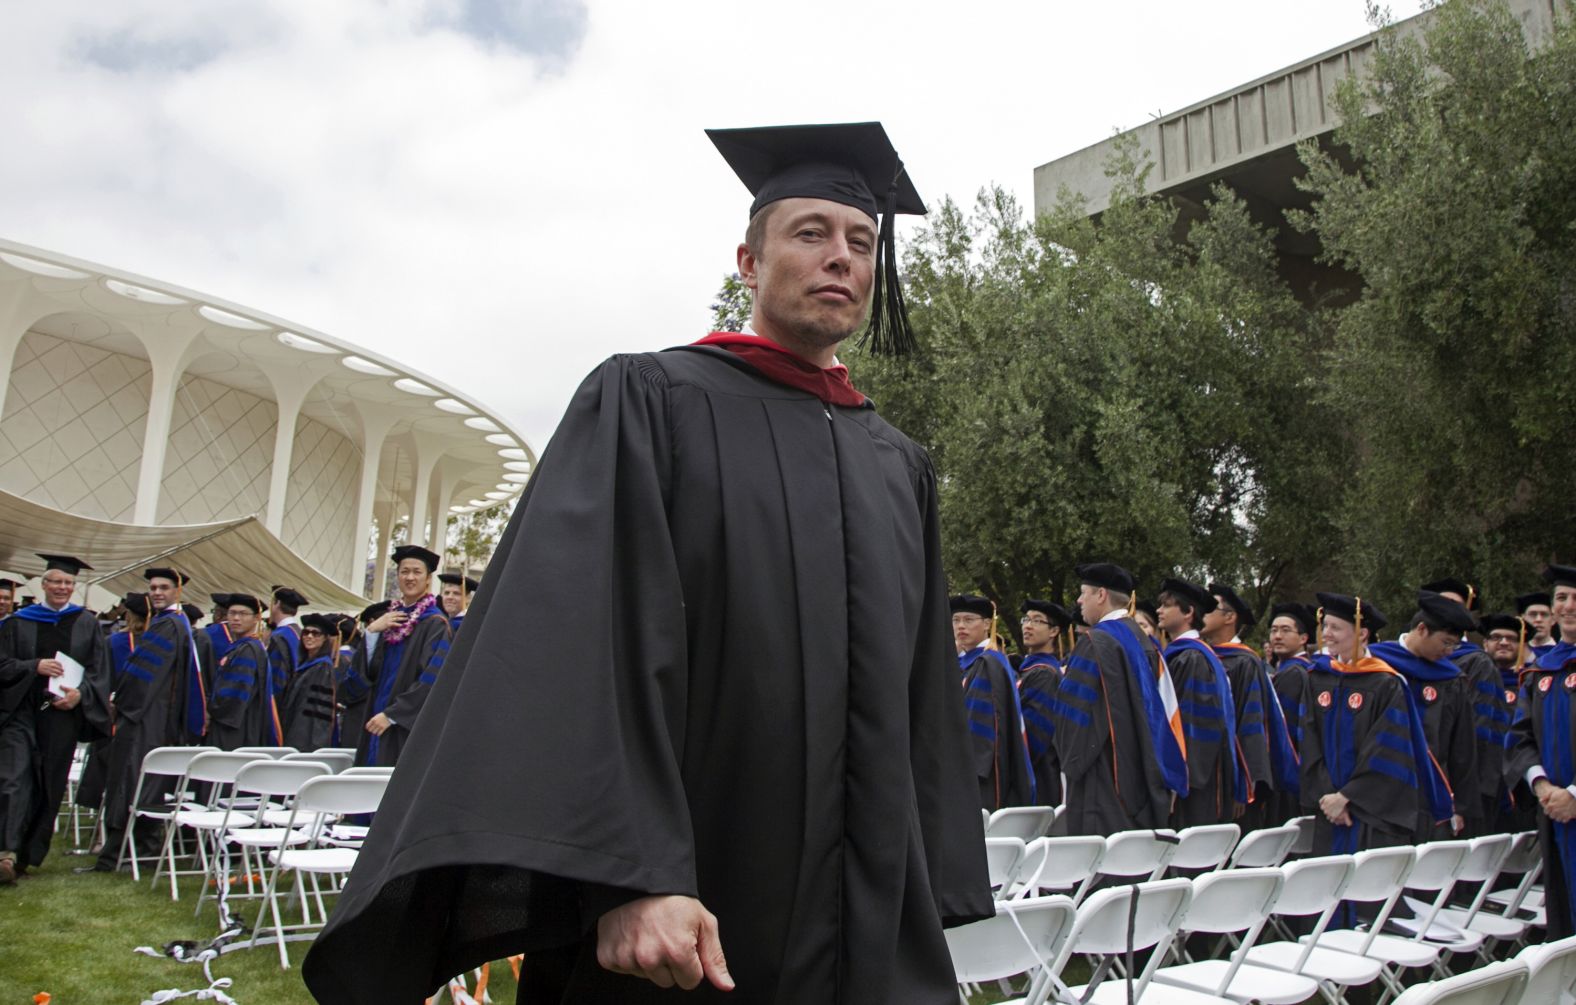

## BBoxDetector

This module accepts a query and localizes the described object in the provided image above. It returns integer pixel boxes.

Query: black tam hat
[37,554,91,576]
[272,586,310,610]
[1135,598,1159,623]
[949,594,993,618]
[707,121,926,357]
[391,545,440,573]
[226,594,263,615]
[1270,602,1317,638]
[1315,592,1388,632]
[358,600,391,625]
[1022,598,1072,628]
[181,602,204,624]
[1415,590,1477,634]
[1543,565,1576,589]
[0,578,20,591]
[121,593,151,618]
[1478,613,1525,636]
[1516,591,1552,614]
[143,567,188,587]
[1208,582,1256,630]
[1076,563,1134,594]
[1158,578,1216,616]
[438,573,480,594]
[300,612,338,634]
[1421,577,1479,611]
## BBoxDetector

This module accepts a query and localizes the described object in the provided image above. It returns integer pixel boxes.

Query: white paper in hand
[47,650,85,699]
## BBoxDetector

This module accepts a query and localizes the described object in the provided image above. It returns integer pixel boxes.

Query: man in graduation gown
[1519,591,1558,658]
[438,572,478,634]
[1506,563,1576,937]
[1051,563,1188,836]
[303,122,991,1004]
[1481,613,1532,833]
[266,586,306,740]
[203,592,240,689]
[207,594,270,751]
[1369,591,1479,840]
[91,567,205,872]
[1206,583,1296,829]
[1157,578,1240,826]
[0,555,111,879]
[281,613,340,750]
[1265,602,1316,824]
[1017,599,1070,807]
[77,592,151,817]
[349,546,451,768]
[1302,593,1451,858]
[952,594,1035,810]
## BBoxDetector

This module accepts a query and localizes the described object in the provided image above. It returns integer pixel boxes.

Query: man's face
[740,198,877,351]
[1076,584,1107,625]
[1410,623,1461,663]
[1020,612,1057,649]
[226,605,259,637]
[0,588,11,616]
[440,583,464,616]
[1554,586,1576,638]
[952,612,989,650]
[269,600,285,623]
[1525,603,1554,638]
[396,559,431,601]
[1485,629,1522,669]
[147,576,178,609]
[1267,616,1308,657]
[41,572,75,608]
[1156,597,1189,637]
[1202,600,1235,639]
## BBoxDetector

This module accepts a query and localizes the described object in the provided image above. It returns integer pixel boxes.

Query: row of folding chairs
[950,841,1573,1005]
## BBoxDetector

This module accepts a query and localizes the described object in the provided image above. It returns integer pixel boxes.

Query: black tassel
[859,182,916,357]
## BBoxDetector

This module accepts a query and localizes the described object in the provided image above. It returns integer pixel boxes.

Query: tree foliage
[1291,0,1576,614]
[709,272,753,332]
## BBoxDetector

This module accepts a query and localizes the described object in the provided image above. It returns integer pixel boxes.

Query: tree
[1292,0,1576,615]
[709,272,753,332]
[446,503,513,574]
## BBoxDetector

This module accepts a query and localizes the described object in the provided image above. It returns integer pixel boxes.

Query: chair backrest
[1288,814,1316,855]
[1456,834,1513,884]
[1271,855,1355,916]
[140,745,217,777]
[1168,823,1241,872]
[1179,867,1284,935]
[292,774,391,817]
[1515,933,1576,1005]
[233,759,334,799]
[339,766,395,777]
[1496,831,1542,877]
[946,896,1076,984]
[1406,840,1472,892]
[1030,836,1105,897]
[184,750,268,785]
[1227,823,1299,868]
[1100,830,1179,880]
[232,746,297,758]
[985,837,1027,892]
[1343,846,1417,905]
[1391,959,1528,1005]
[987,806,1056,842]
[282,749,354,773]
[1009,838,1051,900]
[1052,879,1192,966]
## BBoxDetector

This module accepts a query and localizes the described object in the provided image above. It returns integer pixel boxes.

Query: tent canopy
[0,487,370,613]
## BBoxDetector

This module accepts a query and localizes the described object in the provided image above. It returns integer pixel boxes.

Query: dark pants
[20,708,81,868]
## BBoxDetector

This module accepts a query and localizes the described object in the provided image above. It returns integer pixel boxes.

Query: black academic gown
[349,608,450,767]
[302,348,993,1005]
[1270,655,1313,825]
[1505,643,1576,938]
[0,608,112,868]
[207,636,269,751]
[281,652,339,751]
[959,646,1035,810]
[1168,641,1234,827]
[1214,643,1276,826]
[1370,641,1478,840]
[1052,617,1175,835]
[1453,644,1510,833]
[1017,654,1063,808]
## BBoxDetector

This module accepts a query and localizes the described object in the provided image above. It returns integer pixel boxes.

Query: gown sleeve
[303,355,694,1004]
[209,643,261,732]
[383,616,451,726]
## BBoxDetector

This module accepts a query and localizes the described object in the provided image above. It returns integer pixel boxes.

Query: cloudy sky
[1,0,1425,452]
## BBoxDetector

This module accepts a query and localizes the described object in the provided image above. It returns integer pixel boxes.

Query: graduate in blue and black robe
[281,613,341,751]
[1506,563,1576,938]
[1518,591,1558,660]
[1478,613,1530,833]
[203,593,240,698]
[351,547,452,767]
[207,594,270,751]
[76,593,151,814]
[1207,583,1297,829]
[951,594,1035,810]
[1265,602,1317,825]
[1016,599,1070,808]
[438,573,478,635]
[1157,578,1241,827]
[265,587,307,744]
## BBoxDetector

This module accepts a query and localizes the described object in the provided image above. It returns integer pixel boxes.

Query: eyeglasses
[301,629,325,637]
[1021,616,1051,626]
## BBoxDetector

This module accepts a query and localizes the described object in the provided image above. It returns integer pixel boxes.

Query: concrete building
[0,238,535,606]
[1032,0,1561,302]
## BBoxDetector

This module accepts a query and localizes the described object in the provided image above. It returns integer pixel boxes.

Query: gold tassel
[1316,606,1324,652]
[987,599,1001,652]
[1354,596,1365,659]
[1517,616,1527,670]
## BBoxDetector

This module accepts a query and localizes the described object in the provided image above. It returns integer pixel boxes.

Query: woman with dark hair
[281,613,341,751]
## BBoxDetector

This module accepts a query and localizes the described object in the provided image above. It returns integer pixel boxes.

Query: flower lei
[385,592,438,645]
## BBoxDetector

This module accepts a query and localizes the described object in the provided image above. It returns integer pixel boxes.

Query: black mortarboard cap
[391,545,441,573]
[272,586,309,609]
[1269,602,1316,638]
[707,121,926,357]
[358,600,391,624]
[37,554,91,576]
[1543,564,1576,589]
[1517,591,1552,613]
[949,594,994,618]
[1135,598,1159,623]
[1420,577,1479,610]
[181,602,204,624]
[1157,578,1216,615]
[226,594,263,614]
[121,592,150,618]
[1315,592,1388,632]
[143,567,188,586]
[209,592,232,608]
[1415,590,1477,634]
[1208,582,1256,629]
[1076,562,1134,594]
[1022,598,1072,628]
[1478,613,1525,636]
[438,573,480,593]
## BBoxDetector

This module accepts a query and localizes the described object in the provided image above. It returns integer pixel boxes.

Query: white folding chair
[1301,846,1432,1003]
[1098,829,1179,885]
[1389,958,1528,1005]
[1020,835,1105,905]
[1147,867,1319,1004]
[1483,832,1543,931]
[946,896,1076,1003]
[987,837,1028,901]
[1165,824,1241,875]
[281,749,354,774]
[116,745,216,880]
[1514,932,1576,1005]
[339,766,395,777]
[1390,839,1487,965]
[1052,879,1194,1005]
[155,751,269,899]
[1225,823,1299,869]
[1287,815,1316,856]
[1236,854,1385,1003]
[232,746,298,759]
[1424,834,1523,958]
[988,806,1057,842]
[251,773,391,967]
[198,759,335,917]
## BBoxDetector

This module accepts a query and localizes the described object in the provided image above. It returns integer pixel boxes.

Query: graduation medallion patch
[1347,692,1364,710]
[1506,689,1518,705]
[1317,690,1332,708]
[1422,685,1438,703]
[1565,673,1576,691]
[1540,676,1553,693]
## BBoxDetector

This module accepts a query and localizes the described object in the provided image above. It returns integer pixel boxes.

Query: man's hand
[1450,814,1465,835]
[1319,791,1351,825]
[50,686,81,711]
[36,659,64,678]
[364,713,392,736]
[368,611,408,634]
[595,895,734,992]
[1539,782,1576,823]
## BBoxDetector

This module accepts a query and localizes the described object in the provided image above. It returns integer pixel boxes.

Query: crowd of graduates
[955,562,1576,935]
[0,545,483,884]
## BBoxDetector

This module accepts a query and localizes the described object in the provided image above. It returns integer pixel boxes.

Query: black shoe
[73,862,117,874]
[0,858,15,885]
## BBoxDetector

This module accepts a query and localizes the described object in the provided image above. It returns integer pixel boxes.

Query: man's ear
[737,243,759,290]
